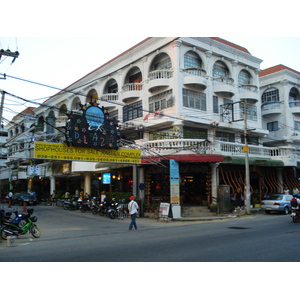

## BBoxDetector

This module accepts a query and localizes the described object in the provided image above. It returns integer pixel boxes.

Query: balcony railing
[122,83,143,92]
[148,69,173,81]
[101,93,119,102]
[182,68,207,77]
[139,139,300,165]
[212,76,234,85]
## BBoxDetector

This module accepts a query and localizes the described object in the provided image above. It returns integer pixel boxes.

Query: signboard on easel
[158,202,170,221]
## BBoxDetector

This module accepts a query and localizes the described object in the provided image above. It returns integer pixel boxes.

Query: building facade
[1,38,300,215]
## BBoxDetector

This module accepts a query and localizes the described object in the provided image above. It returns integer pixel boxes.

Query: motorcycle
[107,201,122,219]
[1,208,28,227]
[63,200,80,210]
[291,207,300,223]
[1,208,41,240]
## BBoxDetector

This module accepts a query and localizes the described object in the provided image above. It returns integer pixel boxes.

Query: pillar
[210,163,219,205]
[132,165,137,198]
[50,175,55,196]
[84,173,92,196]
[276,168,283,193]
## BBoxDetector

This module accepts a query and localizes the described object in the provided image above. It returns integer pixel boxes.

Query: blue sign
[170,159,179,183]
[102,173,111,184]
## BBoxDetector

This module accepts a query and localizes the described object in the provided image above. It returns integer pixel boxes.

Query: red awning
[142,154,224,164]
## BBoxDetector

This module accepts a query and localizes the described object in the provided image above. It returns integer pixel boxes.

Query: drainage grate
[228,227,251,230]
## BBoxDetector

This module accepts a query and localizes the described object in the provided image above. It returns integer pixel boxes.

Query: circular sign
[85,106,105,127]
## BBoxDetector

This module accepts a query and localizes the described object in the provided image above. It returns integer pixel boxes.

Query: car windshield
[20,193,33,198]
[265,195,283,200]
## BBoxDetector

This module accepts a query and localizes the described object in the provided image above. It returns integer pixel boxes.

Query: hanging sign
[65,103,120,149]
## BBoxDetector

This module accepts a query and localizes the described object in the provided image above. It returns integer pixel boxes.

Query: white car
[260,194,293,214]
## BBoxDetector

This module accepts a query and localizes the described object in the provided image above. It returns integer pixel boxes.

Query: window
[241,135,259,145]
[238,70,251,85]
[213,61,229,78]
[267,121,279,131]
[216,131,235,142]
[184,52,202,69]
[154,57,172,70]
[213,96,219,113]
[239,102,257,121]
[123,100,143,122]
[295,121,300,131]
[262,88,279,103]
[109,109,118,121]
[108,83,118,94]
[149,89,173,112]
[183,88,206,111]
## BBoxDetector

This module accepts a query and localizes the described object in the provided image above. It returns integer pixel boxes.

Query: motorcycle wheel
[99,209,105,216]
[109,211,116,219]
[31,226,41,238]
[293,216,297,223]
[1,227,12,240]
[63,203,70,210]
[92,208,98,215]
[80,208,86,213]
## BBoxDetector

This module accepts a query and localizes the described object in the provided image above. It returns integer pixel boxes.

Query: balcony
[289,101,300,115]
[55,116,68,127]
[147,69,173,92]
[122,83,143,102]
[238,85,259,103]
[101,93,118,102]
[212,77,235,97]
[261,102,281,116]
[138,139,299,167]
[182,68,207,90]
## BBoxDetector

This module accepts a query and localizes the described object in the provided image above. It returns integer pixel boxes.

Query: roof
[43,37,251,103]
[209,37,251,54]
[12,107,35,120]
[260,64,300,77]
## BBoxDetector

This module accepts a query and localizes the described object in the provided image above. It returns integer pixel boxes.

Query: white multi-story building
[1,38,300,215]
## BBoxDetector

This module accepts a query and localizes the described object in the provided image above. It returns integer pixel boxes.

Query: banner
[33,142,141,163]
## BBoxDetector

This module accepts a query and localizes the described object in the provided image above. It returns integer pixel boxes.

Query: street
[1,205,300,262]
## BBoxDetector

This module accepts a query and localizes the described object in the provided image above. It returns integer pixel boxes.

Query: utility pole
[243,99,251,214]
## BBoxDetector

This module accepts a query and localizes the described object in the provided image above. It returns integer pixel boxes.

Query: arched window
[213,61,229,78]
[262,88,279,103]
[289,87,300,101]
[238,70,251,85]
[184,51,202,69]
[59,104,67,116]
[46,111,55,134]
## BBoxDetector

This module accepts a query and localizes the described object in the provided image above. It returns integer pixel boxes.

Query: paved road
[1,205,300,262]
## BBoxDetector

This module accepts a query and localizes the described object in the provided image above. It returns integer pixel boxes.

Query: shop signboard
[33,142,141,164]
[65,103,120,149]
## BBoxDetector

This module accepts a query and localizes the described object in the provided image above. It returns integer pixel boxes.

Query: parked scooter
[63,199,80,210]
[107,200,121,219]
[1,208,41,240]
[1,208,28,227]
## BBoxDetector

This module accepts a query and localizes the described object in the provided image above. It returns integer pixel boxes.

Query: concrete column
[210,163,219,205]
[276,168,283,193]
[137,167,145,200]
[84,173,92,195]
[132,165,137,198]
[50,175,55,196]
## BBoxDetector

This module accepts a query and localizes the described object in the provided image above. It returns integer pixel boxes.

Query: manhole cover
[227,227,251,230]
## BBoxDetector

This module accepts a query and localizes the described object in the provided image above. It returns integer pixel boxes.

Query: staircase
[181,206,217,217]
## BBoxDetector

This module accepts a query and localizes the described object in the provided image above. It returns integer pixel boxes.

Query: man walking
[128,196,139,230]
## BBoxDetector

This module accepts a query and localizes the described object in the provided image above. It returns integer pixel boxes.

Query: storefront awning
[142,154,224,164]
[223,156,284,166]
